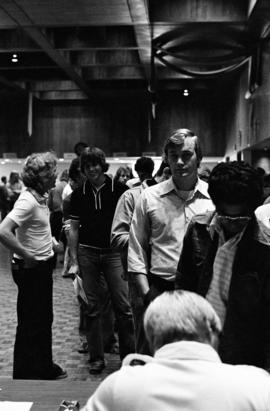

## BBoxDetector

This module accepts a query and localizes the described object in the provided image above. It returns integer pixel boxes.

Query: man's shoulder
[190,211,215,226]
[141,179,170,198]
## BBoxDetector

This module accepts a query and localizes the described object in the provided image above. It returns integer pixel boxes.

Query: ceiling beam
[248,0,270,38]
[126,0,151,80]
[0,74,26,91]
[0,1,92,98]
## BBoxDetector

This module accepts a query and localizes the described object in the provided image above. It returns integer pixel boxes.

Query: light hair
[21,151,57,191]
[163,128,203,166]
[144,290,221,353]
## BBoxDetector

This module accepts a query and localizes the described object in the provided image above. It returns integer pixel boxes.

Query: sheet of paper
[0,401,33,411]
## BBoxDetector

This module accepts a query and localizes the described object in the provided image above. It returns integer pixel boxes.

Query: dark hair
[114,166,130,183]
[59,169,69,182]
[135,157,155,175]
[68,158,81,181]
[208,161,263,210]
[73,141,88,156]
[163,128,203,166]
[80,147,109,174]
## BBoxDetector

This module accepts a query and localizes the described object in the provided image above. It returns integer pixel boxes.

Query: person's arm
[128,192,151,300]
[68,219,80,275]
[175,220,198,290]
[0,216,36,266]
[111,191,135,251]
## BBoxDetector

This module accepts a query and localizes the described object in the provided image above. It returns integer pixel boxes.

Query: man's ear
[164,154,169,166]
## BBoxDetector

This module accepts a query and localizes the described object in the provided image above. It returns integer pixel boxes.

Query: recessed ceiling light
[11,58,18,63]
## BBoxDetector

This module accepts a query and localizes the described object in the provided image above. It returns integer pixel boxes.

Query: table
[0,378,97,410]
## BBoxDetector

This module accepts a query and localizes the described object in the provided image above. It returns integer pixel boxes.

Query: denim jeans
[78,245,135,361]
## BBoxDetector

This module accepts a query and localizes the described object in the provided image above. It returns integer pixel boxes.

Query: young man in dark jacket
[69,147,134,374]
[175,161,270,371]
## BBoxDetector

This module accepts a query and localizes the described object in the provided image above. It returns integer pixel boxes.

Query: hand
[68,263,80,276]
[23,254,38,269]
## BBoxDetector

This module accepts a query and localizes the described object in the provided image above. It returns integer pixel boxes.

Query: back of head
[73,141,88,157]
[68,157,81,181]
[208,161,263,211]
[80,146,109,174]
[144,290,221,353]
[163,128,203,166]
[135,157,155,176]
[21,151,57,191]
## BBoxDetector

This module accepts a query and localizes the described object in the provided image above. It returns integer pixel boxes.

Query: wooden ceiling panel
[0,0,265,99]
[149,0,248,23]
[71,50,141,66]
[0,8,17,28]
[12,0,132,26]
[82,65,144,80]
[51,27,138,50]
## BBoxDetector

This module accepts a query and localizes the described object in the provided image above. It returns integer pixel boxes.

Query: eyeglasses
[216,215,251,223]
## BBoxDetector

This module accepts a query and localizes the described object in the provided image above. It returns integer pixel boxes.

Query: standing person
[111,156,156,348]
[175,161,270,370]
[0,175,10,220]
[69,147,135,374]
[6,171,23,210]
[128,128,214,353]
[113,166,132,186]
[0,152,67,380]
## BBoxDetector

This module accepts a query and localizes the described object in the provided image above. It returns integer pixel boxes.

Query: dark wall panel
[0,90,227,158]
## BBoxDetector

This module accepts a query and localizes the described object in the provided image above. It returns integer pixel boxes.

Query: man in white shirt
[82,290,270,411]
[128,128,214,352]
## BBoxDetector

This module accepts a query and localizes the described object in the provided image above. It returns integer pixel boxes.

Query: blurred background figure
[154,160,171,183]
[0,176,10,220]
[6,171,23,210]
[73,141,88,157]
[48,169,69,269]
[114,166,133,186]
[198,166,211,182]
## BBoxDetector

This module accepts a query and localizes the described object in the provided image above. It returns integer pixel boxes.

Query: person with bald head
[128,128,214,353]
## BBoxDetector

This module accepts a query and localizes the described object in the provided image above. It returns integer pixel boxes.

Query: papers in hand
[73,275,88,304]
[0,402,33,411]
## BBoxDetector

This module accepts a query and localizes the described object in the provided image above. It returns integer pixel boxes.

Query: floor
[0,243,121,385]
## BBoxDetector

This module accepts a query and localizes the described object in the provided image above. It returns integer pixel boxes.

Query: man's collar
[159,176,210,199]
[155,341,221,363]
[27,188,48,205]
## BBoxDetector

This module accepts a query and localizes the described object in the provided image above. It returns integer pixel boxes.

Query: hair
[80,146,109,174]
[144,290,221,353]
[208,161,263,210]
[73,141,88,156]
[21,152,57,192]
[1,176,7,184]
[114,166,132,184]
[68,157,81,181]
[59,169,69,182]
[135,156,155,175]
[9,171,20,184]
[163,128,203,166]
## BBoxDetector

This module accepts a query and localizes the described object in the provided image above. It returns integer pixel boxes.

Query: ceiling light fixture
[11,53,18,63]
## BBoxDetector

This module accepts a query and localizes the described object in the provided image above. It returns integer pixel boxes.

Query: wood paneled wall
[0,89,228,158]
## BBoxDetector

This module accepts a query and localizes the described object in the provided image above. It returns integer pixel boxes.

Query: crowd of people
[1,130,270,410]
